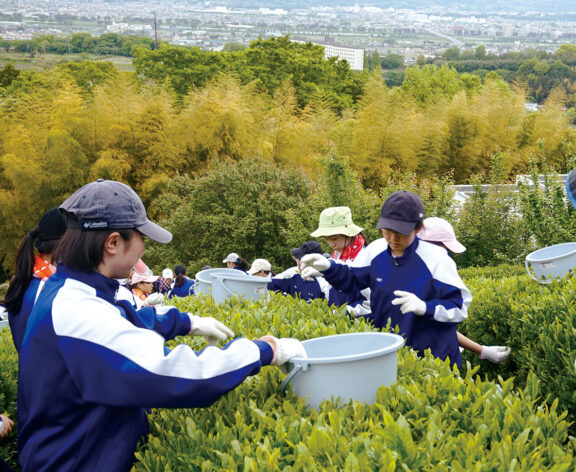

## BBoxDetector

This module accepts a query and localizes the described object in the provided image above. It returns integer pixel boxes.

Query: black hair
[235,257,249,271]
[5,218,65,315]
[174,264,187,288]
[5,228,39,315]
[53,228,135,274]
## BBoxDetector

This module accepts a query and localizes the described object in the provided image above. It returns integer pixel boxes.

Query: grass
[0,52,135,72]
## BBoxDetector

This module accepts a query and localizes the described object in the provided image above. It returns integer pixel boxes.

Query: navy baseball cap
[290,241,324,260]
[59,179,172,244]
[35,207,67,247]
[377,190,425,235]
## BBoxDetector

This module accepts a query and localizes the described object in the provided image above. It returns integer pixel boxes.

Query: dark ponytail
[5,207,68,315]
[236,258,249,271]
[5,228,39,315]
[173,264,187,288]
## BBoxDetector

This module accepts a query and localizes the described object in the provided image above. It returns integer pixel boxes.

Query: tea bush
[461,267,576,430]
[0,328,19,468]
[133,292,576,471]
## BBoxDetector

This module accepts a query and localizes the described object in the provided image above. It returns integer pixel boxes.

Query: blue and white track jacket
[17,265,273,472]
[322,237,471,366]
[268,267,340,305]
[9,277,44,354]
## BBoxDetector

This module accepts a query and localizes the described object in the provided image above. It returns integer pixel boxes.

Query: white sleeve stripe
[52,279,260,380]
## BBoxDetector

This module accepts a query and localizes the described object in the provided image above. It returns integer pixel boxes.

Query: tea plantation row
[0,264,574,470]
[134,271,576,472]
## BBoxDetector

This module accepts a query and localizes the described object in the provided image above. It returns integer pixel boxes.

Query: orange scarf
[132,288,148,301]
[33,254,56,281]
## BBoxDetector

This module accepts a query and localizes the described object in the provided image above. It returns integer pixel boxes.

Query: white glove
[300,254,331,272]
[480,346,511,364]
[143,293,165,307]
[190,315,234,343]
[301,267,322,281]
[391,290,427,316]
[260,335,306,372]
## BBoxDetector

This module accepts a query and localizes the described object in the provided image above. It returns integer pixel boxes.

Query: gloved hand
[391,290,426,316]
[301,267,323,281]
[143,293,165,307]
[479,345,511,364]
[0,414,13,438]
[260,335,306,372]
[300,254,331,272]
[190,315,234,344]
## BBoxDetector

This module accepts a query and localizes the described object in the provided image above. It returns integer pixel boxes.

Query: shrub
[145,158,316,275]
[453,154,532,268]
[0,329,19,468]
[461,266,576,431]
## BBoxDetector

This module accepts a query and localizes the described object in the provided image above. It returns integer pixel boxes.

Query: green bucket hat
[310,206,363,238]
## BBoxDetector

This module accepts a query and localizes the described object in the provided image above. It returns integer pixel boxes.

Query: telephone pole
[154,13,158,50]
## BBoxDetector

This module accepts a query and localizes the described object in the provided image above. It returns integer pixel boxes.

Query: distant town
[1,0,576,65]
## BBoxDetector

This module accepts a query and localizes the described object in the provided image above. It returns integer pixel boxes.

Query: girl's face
[226,261,236,269]
[381,228,416,257]
[138,281,154,294]
[324,235,348,253]
[117,232,146,279]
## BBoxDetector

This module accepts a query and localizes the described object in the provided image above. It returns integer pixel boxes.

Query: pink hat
[133,259,150,275]
[418,217,466,254]
[131,272,158,285]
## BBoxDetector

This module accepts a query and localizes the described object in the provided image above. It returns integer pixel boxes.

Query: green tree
[442,46,461,61]
[475,45,486,60]
[517,157,576,247]
[0,64,19,87]
[381,53,404,70]
[370,50,381,71]
[145,158,315,273]
[555,44,576,66]
[57,61,118,95]
[454,153,530,267]
[401,65,464,106]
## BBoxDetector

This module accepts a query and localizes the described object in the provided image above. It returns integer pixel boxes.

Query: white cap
[162,268,174,279]
[223,252,240,263]
[248,258,272,275]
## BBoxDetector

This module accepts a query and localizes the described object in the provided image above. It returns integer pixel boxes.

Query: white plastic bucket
[195,268,239,297]
[525,242,576,284]
[281,332,405,409]
[195,268,269,303]
[211,273,269,304]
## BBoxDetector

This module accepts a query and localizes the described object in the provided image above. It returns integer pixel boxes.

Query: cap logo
[81,220,109,230]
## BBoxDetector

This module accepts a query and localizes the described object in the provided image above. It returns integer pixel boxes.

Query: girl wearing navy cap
[16,179,305,472]
[268,241,340,303]
[301,190,472,368]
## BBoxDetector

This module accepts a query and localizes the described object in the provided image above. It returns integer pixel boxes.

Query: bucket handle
[280,363,307,393]
[525,259,538,282]
[525,259,552,284]
[213,275,236,298]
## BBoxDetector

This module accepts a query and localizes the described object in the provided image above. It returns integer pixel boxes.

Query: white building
[322,44,364,71]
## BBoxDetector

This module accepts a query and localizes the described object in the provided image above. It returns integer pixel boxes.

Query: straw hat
[310,207,363,238]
